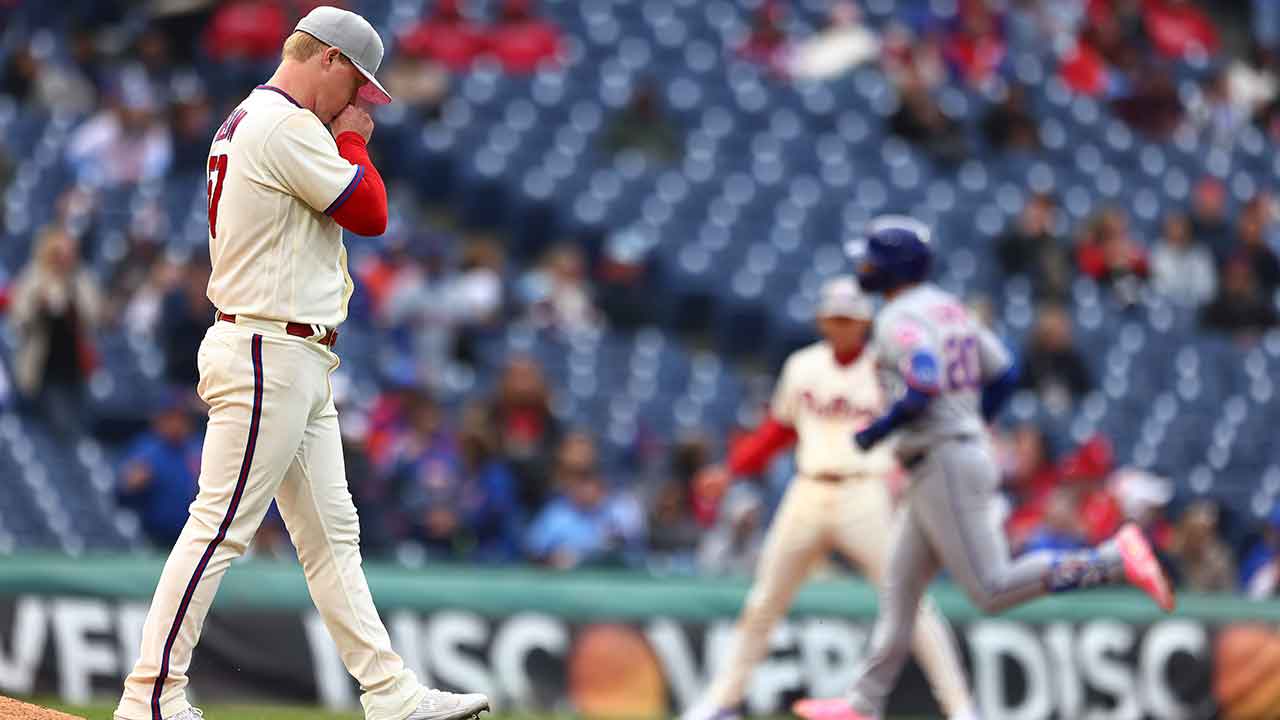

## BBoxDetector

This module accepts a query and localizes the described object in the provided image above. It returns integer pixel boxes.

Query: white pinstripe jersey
[204,85,363,328]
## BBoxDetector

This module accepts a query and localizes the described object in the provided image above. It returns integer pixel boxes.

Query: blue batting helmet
[845,215,933,293]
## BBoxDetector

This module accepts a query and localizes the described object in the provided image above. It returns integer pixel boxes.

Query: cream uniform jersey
[204,85,364,328]
[770,341,896,477]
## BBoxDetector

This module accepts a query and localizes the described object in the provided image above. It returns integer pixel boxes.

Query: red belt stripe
[150,333,264,720]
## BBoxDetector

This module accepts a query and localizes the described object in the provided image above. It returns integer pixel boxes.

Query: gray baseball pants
[846,437,1122,717]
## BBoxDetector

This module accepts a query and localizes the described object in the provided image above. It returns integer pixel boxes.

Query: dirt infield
[0,696,86,720]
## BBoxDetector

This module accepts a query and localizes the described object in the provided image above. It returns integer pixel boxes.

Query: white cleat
[404,689,490,720]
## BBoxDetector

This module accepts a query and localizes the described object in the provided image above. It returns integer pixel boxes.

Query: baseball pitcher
[793,217,1174,720]
[115,8,488,720]
[685,278,977,720]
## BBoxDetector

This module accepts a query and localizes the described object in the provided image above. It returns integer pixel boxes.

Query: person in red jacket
[1076,207,1150,291]
[204,0,289,62]
[487,0,562,74]
[682,278,977,720]
[1143,0,1219,59]
[398,0,486,72]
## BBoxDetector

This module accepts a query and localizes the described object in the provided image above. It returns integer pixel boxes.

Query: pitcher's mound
[0,696,86,720]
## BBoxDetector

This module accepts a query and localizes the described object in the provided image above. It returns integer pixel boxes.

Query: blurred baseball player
[684,277,977,720]
[793,217,1174,720]
[115,8,488,720]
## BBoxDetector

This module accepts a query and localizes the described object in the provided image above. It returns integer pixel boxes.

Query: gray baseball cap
[295,5,392,105]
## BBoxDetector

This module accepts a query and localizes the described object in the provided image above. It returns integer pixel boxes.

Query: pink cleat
[1116,523,1175,612]
[791,698,874,720]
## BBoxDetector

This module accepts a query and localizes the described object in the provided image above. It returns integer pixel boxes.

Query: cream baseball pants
[703,474,973,716]
[116,319,424,720]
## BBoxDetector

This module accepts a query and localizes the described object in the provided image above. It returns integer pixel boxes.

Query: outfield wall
[1,555,1275,718]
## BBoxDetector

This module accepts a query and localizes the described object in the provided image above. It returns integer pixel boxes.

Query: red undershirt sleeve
[330,131,389,236]
[727,415,798,476]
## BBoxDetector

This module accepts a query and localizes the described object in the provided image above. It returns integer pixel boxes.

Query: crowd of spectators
[1,0,1279,600]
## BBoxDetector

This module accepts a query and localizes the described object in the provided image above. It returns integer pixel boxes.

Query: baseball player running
[684,277,977,720]
[115,8,488,720]
[793,217,1174,720]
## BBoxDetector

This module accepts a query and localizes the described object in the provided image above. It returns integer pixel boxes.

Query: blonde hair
[282,30,330,62]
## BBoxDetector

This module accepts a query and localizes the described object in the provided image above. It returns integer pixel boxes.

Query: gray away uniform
[845,284,1124,718]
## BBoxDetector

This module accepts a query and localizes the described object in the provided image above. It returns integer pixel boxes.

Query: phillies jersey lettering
[772,342,896,477]
[798,391,877,422]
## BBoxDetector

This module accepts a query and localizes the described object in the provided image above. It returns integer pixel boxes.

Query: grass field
[27,699,931,720]
[29,699,573,720]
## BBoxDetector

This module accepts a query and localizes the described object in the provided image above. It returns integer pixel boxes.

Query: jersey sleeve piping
[324,164,364,216]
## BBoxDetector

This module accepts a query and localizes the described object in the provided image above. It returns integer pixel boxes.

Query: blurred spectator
[601,83,682,163]
[448,240,506,367]
[982,84,1039,152]
[1143,0,1219,60]
[0,39,97,115]
[1200,259,1279,337]
[738,0,789,75]
[526,433,646,569]
[647,478,701,566]
[381,57,450,120]
[1058,33,1111,97]
[697,484,766,576]
[123,258,178,338]
[1185,69,1247,143]
[380,238,457,388]
[1020,304,1093,405]
[522,244,601,334]
[1168,500,1236,592]
[329,374,396,556]
[1019,488,1088,554]
[881,23,946,90]
[1242,504,1280,598]
[398,0,486,72]
[396,400,521,562]
[159,260,216,388]
[787,1,879,80]
[996,192,1071,300]
[116,395,201,547]
[889,75,970,165]
[1075,208,1148,302]
[648,436,710,562]
[1232,195,1280,298]
[597,230,654,331]
[1059,0,1145,97]
[1063,434,1125,544]
[133,26,179,90]
[486,355,563,512]
[1001,423,1062,546]
[168,74,218,174]
[8,226,102,437]
[487,0,562,74]
[1111,61,1184,138]
[1190,177,1233,261]
[66,69,173,187]
[942,0,1007,88]
[204,0,289,62]
[1227,43,1278,121]
[1150,211,1217,308]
